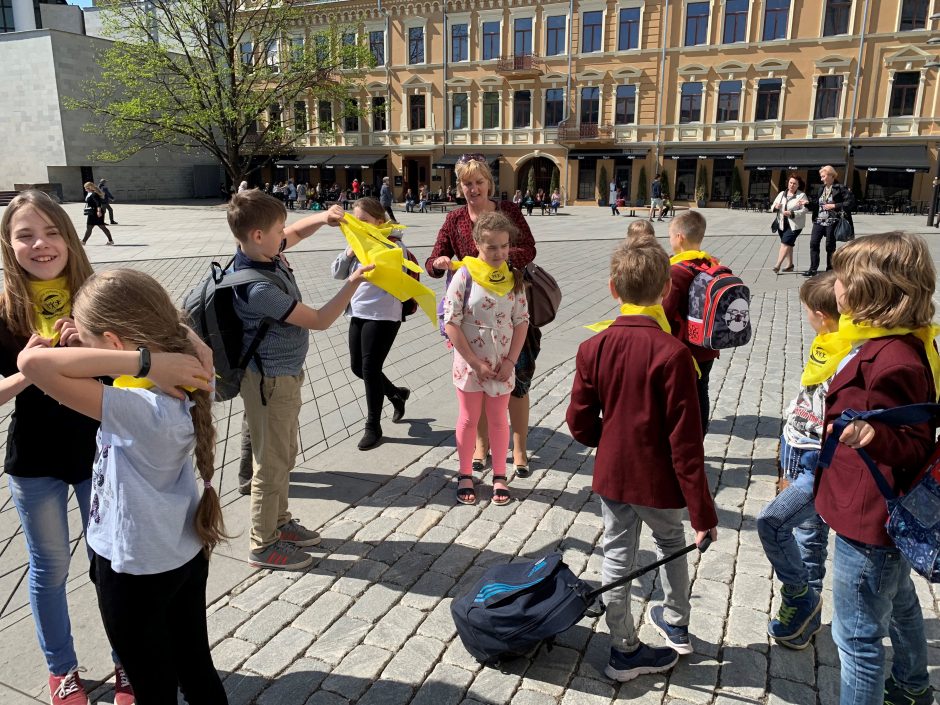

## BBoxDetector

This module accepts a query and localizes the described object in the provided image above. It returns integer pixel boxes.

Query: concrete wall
[40,4,84,35]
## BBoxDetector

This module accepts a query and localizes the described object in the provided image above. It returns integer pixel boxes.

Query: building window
[823,0,851,36]
[674,158,697,200]
[748,169,771,199]
[482,21,501,60]
[268,103,282,129]
[314,34,329,63]
[452,93,468,129]
[240,41,253,67]
[889,71,920,117]
[369,30,385,66]
[290,37,304,65]
[716,80,741,122]
[344,100,359,132]
[582,11,602,53]
[546,15,566,56]
[409,94,426,130]
[814,75,843,119]
[763,0,790,40]
[318,101,332,130]
[580,86,599,124]
[618,8,641,50]
[294,101,307,132]
[408,26,425,64]
[514,17,532,56]
[513,90,531,128]
[483,92,500,129]
[679,82,703,123]
[372,96,387,131]
[451,23,469,62]
[265,40,279,72]
[1,0,15,33]
[899,0,929,30]
[614,85,636,124]
[711,159,734,201]
[723,0,748,43]
[685,2,710,46]
[341,32,357,69]
[577,161,597,200]
[755,78,782,120]
[544,88,565,127]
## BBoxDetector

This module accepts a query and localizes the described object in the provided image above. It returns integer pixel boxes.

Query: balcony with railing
[495,53,543,77]
[557,121,614,142]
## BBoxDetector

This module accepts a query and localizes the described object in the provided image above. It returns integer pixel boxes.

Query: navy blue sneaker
[605,643,679,682]
[774,605,821,650]
[884,675,935,705]
[768,585,821,642]
[648,604,693,655]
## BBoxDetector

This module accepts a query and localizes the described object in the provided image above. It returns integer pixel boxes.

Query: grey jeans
[600,497,691,651]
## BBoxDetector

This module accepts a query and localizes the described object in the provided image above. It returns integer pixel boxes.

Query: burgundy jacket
[662,258,721,364]
[566,316,718,531]
[814,335,936,546]
[425,201,536,277]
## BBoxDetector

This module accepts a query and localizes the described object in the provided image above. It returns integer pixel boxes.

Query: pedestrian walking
[97,179,118,224]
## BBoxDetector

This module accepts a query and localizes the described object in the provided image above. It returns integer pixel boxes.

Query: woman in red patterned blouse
[426,154,539,480]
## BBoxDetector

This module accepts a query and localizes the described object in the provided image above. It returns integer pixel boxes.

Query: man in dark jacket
[98,179,118,224]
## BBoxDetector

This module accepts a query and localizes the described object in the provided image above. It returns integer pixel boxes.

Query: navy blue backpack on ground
[451,540,709,665]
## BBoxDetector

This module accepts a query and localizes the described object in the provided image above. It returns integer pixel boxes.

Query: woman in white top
[770,175,809,274]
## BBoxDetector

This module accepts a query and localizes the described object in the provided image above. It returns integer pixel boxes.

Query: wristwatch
[135,346,152,378]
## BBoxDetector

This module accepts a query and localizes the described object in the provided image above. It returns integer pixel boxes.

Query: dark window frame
[513,90,532,128]
[679,82,703,123]
[452,93,469,130]
[344,99,359,133]
[723,0,749,44]
[546,15,566,56]
[762,0,790,40]
[409,94,426,130]
[716,80,741,122]
[482,21,501,60]
[544,88,565,127]
[318,100,333,131]
[408,26,425,64]
[614,84,636,125]
[294,101,308,133]
[369,30,385,66]
[814,75,843,119]
[514,17,533,56]
[823,0,852,37]
[618,7,641,51]
[582,10,603,53]
[685,2,710,46]
[899,0,929,30]
[889,71,920,117]
[755,78,782,121]
[451,23,469,62]
[372,96,387,132]
[483,91,500,129]
[580,86,600,124]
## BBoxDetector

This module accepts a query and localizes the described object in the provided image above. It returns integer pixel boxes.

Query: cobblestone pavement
[0,203,937,703]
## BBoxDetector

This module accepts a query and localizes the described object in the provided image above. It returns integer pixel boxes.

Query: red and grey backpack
[679,260,752,350]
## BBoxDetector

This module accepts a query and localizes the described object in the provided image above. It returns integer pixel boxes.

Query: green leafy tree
[598,165,608,204]
[696,163,709,202]
[527,165,537,196]
[67,0,373,187]
[637,166,648,203]
[731,166,743,202]
[660,170,670,199]
[549,166,559,195]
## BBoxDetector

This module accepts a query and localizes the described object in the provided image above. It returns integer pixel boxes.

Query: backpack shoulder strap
[217,267,289,293]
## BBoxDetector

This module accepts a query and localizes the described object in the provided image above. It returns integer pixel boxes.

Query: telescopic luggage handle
[585,536,712,602]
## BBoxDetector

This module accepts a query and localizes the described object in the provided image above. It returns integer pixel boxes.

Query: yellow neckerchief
[669,250,712,265]
[113,376,199,393]
[451,257,514,297]
[801,315,940,399]
[339,214,437,324]
[28,276,70,344]
[586,303,670,334]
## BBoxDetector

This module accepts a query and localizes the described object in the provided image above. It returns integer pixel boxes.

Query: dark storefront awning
[323,153,386,169]
[665,146,742,159]
[744,146,846,170]
[852,145,931,173]
[568,149,647,159]
[432,153,501,168]
[274,154,333,168]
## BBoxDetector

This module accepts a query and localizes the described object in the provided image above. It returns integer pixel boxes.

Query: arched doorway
[517,157,557,195]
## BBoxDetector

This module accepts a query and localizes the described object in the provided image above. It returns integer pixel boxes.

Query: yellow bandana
[586,303,670,334]
[339,214,437,324]
[451,257,514,297]
[801,315,940,399]
[112,376,200,393]
[29,276,70,343]
[669,250,712,265]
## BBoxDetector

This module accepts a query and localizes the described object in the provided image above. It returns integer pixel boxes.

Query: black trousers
[349,317,402,427]
[808,221,837,273]
[696,359,714,436]
[103,202,115,222]
[91,550,227,705]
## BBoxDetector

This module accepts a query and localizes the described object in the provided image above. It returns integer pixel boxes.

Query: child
[566,242,718,682]
[81,182,114,245]
[663,210,720,435]
[17,269,226,703]
[757,272,838,650]
[816,232,937,705]
[444,211,529,506]
[625,219,658,248]
[331,197,411,450]
[0,190,134,704]
[228,191,373,570]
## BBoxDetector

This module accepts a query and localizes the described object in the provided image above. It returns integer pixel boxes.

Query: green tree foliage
[731,166,743,201]
[527,165,537,195]
[66,0,373,186]
[598,165,608,204]
[637,166,648,203]
[549,166,559,194]
[660,170,670,199]
[696,163,708,202]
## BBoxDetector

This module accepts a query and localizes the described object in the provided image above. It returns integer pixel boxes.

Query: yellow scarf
[801,315,940,398]
[113,376,200,393]
[669,250,712,265]
[29,276,70,343]
[586,303,670,334]
[339,214,437,324]
[451,257,514,297]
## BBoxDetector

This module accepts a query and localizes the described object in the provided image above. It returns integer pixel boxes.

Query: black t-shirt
[0,317,99,484]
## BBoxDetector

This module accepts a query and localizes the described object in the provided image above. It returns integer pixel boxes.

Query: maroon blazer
[815,334,936,546]
[662,259,721,364]
[566,316,718,531]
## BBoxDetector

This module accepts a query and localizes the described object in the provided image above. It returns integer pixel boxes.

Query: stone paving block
[346,582,402,623]
[400,570,455,611]
[521,530,563,558]
[815,625,839,667]
[442,635,485,674]
[521,644,580,696]
[357,679,415,705]
[223,671,269,705]
[514,495,553,521]
[718,645,767,699]
[474,536,523,568]
[319,520,363,542]
[577,632,612,681]
[466,665,523,704]
[207,605,252,648]
[450,564,486,599]
[293,590,354,637]
[415,525,460,557]
[730,572,772,611]
[304,616,371,667]
[396,507,445,538]
[255,658,330,705]
[366,532,417,564]
[817,664,840,704]
[279,570,337,608]
[303,690,349,705]
[381,635,447,687]
[666,654,719,704]
[212,637,257,673]
[689,578,731,617]
[456,518,503,550]
[235,599,303,646]
[612,674,668,704]
[229,573,295,612]
[559,676,615,705]
[767,676,817,705]
[320,644,394,700]
[418,597,458,641]
[563,521,602,553]
[365,603,426,650]
[243,627,316,679]
[503,688,559,705]
[769,642,816,685]
[353,515,402,544]
[411,663,475,705]
[432,543,479,578]
[724,606,770,653]
[696,549,734,585]
[439,503,483,531]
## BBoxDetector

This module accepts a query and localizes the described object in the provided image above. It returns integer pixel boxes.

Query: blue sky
[72,0,94,8]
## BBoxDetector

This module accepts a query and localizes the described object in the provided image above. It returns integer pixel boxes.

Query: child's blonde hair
[353,197,387,224]
[670,210,706,244]
[610,241,670,304]
[0,190,94,338]
[73,269,227,555]
[227,189,287,242]
[472,211,523,292]
[626,220,658,248]
[832,232,936,329]
[799,271,839,322]
[83,182,105,198]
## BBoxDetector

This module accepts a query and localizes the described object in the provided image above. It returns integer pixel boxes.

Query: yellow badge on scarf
[29,276,70,343]
[339,214,437,325]
[451,257,514,297]
[586,303,671,334]
[669,250,712,265]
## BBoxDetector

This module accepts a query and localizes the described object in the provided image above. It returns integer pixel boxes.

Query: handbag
[834,215,854,242]
[522,262,562,328]
[770,218,779,234]
[819,404,940,583]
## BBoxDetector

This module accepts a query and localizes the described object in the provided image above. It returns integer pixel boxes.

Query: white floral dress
[444,268,529,396]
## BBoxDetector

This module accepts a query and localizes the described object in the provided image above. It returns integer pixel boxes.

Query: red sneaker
[114,664,136,705]
[48,669,88,705]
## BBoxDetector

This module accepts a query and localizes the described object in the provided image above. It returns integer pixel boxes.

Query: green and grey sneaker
[884,676,935,705]
[249,540,313,570]
[768,584,821,641]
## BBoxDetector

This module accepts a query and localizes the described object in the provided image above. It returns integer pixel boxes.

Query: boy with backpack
[663,210,750,435]
[566,241,718,683]
[227,192,373,570]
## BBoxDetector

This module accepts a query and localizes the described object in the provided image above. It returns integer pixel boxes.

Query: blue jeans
[832,535,929,705]
[757,439,829,591]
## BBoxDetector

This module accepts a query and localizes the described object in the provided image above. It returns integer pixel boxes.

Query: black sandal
[492,474,510,506]
[456,474,476,505]
[471,458,486,472]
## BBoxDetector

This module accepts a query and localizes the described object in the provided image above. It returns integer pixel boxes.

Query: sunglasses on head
[458,153,487,164]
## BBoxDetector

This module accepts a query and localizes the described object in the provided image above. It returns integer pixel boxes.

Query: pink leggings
[455,389,510,476]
